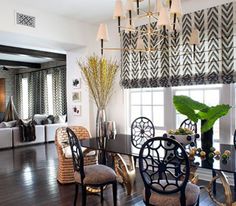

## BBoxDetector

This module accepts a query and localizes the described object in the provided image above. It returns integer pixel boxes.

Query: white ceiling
[7,0,233,24]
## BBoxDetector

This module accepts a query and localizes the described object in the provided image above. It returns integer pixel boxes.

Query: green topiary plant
[173,95,231,133]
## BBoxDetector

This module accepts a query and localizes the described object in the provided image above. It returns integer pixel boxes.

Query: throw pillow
[0,122,5,128]
[33,114,48,125]
[41,115,55,125]
[0,120,17,128]
[54,115,66,123]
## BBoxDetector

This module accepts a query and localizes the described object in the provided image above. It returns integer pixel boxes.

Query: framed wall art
[72,105,81,116]
[72,78,81,89]
[72,91,81,102]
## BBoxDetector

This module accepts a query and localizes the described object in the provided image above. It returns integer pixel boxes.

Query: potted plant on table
[167,127,195,147]
[173,95,231,153]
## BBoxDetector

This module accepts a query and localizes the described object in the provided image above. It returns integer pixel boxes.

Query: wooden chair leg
[74,184,78,206]
[113,182,117,206]
[100,186,104,203]
[82,185,87,206]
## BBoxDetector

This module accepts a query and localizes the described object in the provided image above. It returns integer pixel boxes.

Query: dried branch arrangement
[78,55,119,109]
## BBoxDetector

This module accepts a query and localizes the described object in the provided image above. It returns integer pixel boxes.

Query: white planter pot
[167,134,194,146]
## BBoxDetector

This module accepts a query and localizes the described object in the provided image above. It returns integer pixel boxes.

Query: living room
[0,0,236,205]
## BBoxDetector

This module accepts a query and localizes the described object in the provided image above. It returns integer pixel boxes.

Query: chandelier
[96,0,200,56]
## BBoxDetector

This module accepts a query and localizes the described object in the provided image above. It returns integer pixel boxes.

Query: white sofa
[0,122,67,149]
[0,128,13,149]
[45,123,68,142]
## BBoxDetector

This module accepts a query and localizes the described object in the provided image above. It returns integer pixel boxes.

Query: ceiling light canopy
[97,0,200,57]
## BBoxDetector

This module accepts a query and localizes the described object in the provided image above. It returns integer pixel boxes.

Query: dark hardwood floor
[0,143,230,206]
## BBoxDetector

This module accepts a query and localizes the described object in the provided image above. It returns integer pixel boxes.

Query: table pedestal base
[113,154,136,195]
[206,170,235,206]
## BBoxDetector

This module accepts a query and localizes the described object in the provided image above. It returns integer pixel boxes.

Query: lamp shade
[157,7,171,27]
[96,23,110,41]
[154,0,163,14]
[170,0,182,16]
[189,28,200,45]
[126,0,134,11]
[113,0,125,19]
[175,19,181,32]
[136,37,145,50]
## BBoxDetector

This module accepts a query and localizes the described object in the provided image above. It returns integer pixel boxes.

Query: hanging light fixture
[190,28,200,59]
[97,0,200,57]
[96,23,110,55]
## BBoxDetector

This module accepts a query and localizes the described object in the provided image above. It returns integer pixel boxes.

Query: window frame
[127,87,165,132]
[125,83,234,144]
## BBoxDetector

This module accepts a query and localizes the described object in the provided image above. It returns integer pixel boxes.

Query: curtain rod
[15,64,66,75]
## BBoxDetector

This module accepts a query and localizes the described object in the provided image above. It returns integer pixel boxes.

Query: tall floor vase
[96,108,106,138]
[96,108,107,164]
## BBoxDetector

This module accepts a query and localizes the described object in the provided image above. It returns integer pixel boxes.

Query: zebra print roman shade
[120,2,236,88]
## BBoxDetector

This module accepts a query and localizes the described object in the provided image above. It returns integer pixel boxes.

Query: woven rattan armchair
[55,126,98,184]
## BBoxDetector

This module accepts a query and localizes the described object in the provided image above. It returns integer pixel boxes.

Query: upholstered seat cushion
[74,164,116,185]
[143,182,200,206]
[62,145,96,158]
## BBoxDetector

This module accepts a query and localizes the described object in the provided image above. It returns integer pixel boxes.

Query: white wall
[0,0,93,51]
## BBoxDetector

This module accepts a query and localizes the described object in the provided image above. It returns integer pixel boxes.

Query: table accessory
[173,95,231,154]
[78,55,119,143]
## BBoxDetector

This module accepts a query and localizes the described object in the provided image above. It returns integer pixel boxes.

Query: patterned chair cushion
[63,145,96,158]
[143,181,200,206]
[74,164,116,185]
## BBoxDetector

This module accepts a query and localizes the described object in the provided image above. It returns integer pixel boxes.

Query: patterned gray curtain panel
[121,2,236,88]
[28,70,48,117]
[15,74,23,118]
[52,67,67,116]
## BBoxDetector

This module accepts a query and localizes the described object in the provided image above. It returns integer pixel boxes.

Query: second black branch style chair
[179,119,198,134]
[66,128,117,206]
[131,116,155,149]
[131,116,155,167]
[139,137,200,206]
[180,118,199,146]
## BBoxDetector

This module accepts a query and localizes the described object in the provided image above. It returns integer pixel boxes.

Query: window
[173,84,222,141]
[127,88,165,134]
[125,84,228,142]
[22,78,28,119]
[47,74,53,115]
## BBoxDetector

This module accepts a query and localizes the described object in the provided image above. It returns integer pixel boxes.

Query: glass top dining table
[80,134,236,174]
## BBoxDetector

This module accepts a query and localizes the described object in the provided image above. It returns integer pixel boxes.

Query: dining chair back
[66,127,117,206]
[139,137,200,206]
[180,119,197,133]
[131,116,155,149]
[67,127,85,180]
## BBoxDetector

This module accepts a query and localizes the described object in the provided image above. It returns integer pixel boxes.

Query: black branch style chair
[179,119,198,134]
[131,116,155,167]
[131,116,155,149]
[180,118,199,146]
[113,117,155,195]
[66,128,117,206]
[139,137,200,206]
